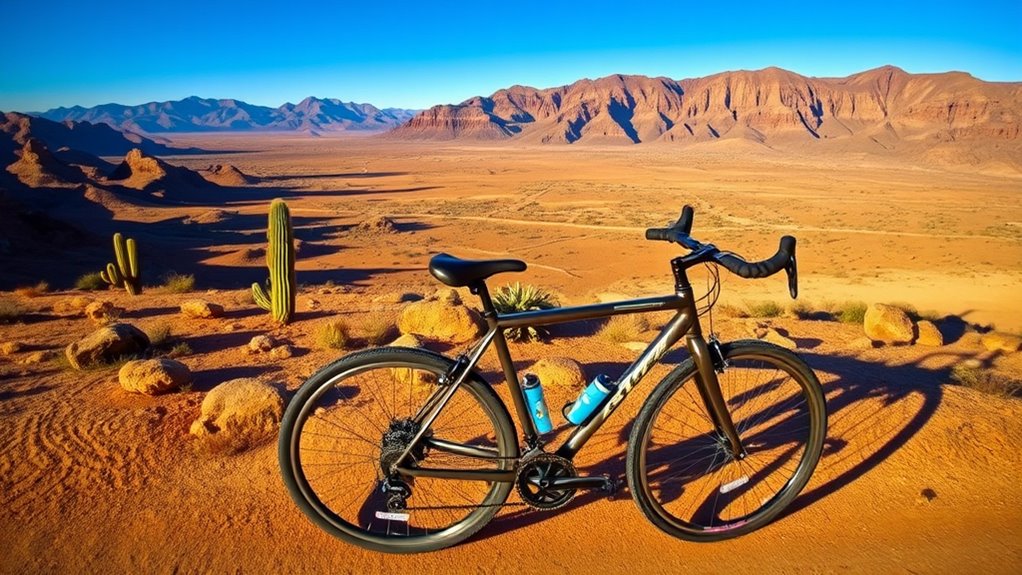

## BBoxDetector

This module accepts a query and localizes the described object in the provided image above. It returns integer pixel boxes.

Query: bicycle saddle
[428,253,527,287]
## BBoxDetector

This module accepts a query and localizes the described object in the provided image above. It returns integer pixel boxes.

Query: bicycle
[279,205,828,553]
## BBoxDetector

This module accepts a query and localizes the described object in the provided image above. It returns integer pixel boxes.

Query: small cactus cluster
[101,233,142,295]
[492,282,558,342]
[251,199,296,324]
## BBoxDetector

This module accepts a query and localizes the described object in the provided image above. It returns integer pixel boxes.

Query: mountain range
[389,66,1022,152]
[36,97,418,134]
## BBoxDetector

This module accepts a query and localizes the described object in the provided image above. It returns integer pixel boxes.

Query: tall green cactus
[251,199,296,324]
[100,233,141,295]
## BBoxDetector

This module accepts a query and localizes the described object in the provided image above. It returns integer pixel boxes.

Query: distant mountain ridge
[36,96,418,134]
[389,66,1022,154]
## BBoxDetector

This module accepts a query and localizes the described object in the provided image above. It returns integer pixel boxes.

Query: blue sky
[1,0,1019,112]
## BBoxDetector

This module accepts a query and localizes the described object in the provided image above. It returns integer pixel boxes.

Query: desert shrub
[715,302,749,318]
[837,301,868,324]
[360,314,396,346]
[14,281,49,298]
[745,300,784,318]
[950,364,1022,398]
[160,272,195,294]
[144,321,172,347]
[75,272,107,291]
[168,342,192,358]
[0,298,25,323]
[317,320,351,350]
[492,282,558,342]
[599,314,650,344]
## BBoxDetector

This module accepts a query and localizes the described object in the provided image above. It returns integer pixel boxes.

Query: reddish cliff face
[388,67,1022,149]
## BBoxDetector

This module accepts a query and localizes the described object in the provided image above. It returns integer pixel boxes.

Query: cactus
[251,199,296,324]
[100,233,141,295]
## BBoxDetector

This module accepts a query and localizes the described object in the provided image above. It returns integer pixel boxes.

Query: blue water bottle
[565,374,616,425]
[522,373,553,434]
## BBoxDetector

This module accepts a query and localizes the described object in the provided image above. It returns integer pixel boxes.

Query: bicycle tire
[626,339,826,541]
[279,346,518,553]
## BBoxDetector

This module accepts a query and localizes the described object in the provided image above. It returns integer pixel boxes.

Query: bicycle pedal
[601,475,620,499]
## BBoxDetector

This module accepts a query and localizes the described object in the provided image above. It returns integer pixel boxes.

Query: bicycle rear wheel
[279,347,518,553]
[627,340,826,541]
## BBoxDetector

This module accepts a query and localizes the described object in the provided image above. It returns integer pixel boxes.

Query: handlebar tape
[645,204,695,241]
[716,236,796,279]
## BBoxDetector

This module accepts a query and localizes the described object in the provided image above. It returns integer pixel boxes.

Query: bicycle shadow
[473,349,956,542]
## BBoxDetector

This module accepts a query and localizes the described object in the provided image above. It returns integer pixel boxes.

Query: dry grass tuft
[14,281,49,298]
[316,320,351,350]
[75,273,107,291]
[144,321,173,347]
[0,298,25,324]
[158,273,195,294]
[836,301,868,324]
[745,300,785,318]
[950,364,1022,398]
[360,314,396,346]
[599,314,650,344]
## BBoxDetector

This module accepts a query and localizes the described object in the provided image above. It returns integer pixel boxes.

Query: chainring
[515,452,577,510]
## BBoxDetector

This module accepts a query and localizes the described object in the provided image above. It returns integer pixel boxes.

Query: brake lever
[785,254,799,299]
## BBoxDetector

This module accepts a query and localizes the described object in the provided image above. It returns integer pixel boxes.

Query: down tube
[555,307,694,459]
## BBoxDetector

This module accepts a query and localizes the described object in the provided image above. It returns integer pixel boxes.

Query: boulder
[180,299,224,319]
[915,320,944,347]
[65,323,150,369]
[849,337,877,351]
[85,300,124,324]
[981,332,1022,353]
[528,357,587,391]
[118,358,192,395]
[189,378,285,453]
[54,295,94,315]
[248,335,276,353]
[397,300,482,344]
[864,303,914,344]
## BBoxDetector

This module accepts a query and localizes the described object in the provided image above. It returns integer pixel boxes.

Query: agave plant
[492,282,558,342]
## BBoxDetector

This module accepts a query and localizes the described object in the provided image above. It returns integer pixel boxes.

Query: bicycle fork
[687,334,747,460]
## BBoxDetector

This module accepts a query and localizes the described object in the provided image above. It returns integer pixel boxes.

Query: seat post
[470,281,497,320]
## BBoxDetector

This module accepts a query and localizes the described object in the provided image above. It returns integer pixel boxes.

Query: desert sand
[2,133,1021,573]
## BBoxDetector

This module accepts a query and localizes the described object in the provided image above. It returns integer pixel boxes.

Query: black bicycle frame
[395,265,745,482]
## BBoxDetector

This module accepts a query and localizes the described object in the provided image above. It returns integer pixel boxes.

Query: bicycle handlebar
[646,205,800,298]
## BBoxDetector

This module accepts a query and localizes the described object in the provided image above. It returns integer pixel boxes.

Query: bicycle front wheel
[626,340,827,541]
[279,347,518,553]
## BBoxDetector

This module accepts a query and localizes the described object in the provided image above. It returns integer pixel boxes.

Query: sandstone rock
[305,298,320,310]
[864,303,914,344]
[356,215,398,234]
[390,333,424,348]
[528,357,587,391]
[65,323,150,369]
[118,358,192,395]
[180,299,224,319]
[19,350,55,365]
[915,320,944,347]
[190,378,285,453]
[248,335,276,353]
[849,337,877,350]
[269,345,294,360]
[762,328,797,350]
[85,300,124,324]
[55,295,94,315]
[981,332,1022,353]
[1,341,24,355]
[620,341,647,352]
[397,300,482,344]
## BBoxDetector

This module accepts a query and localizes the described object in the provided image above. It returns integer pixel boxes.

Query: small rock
[917,487,938,504]
[961,358,983,369]
[305,298,320,310]
[85,300,124,324]
[390,333,424,348]
[269,345,294,360]
[397,299,482,344]
[222,323,241,332]
[915,320,944,347]
[55,295,94,315]
[762,328,797,350]
[180,299,225,319]
[1,341,25,355]
[65,323,150,370]
[849,337,877,350]
[190,378,285,453]
[864,303,914,345]
[981,332,1022,353]
[118,358,192,395]
[528,357,587,391]
[248,335,276,353]
[19,350,55,365]
[620,341,647,352]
